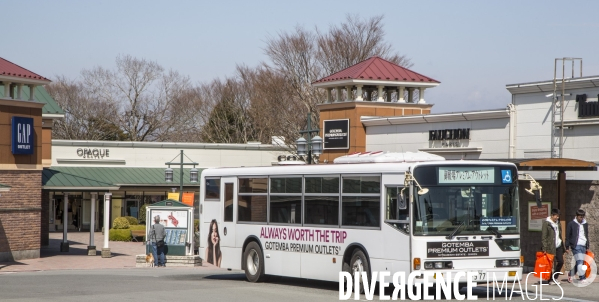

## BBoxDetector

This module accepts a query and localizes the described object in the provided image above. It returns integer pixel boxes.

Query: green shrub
[112,217,130,229]
[123,216,139,225]
[194,219,199,231]
[130,225,145,231]
[139,204,148,223]
[109,228,132,241]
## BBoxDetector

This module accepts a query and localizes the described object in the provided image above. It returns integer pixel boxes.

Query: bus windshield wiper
[483,220,502,238]
[446,220,465,240]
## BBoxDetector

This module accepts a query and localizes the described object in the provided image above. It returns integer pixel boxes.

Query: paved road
[0,268,596,302]
[0,232,597,301]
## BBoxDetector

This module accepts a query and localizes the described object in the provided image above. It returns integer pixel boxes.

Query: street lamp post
[296,113,323,164]
[165,150,199,202]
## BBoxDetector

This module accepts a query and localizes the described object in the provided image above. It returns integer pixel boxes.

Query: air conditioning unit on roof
[333,151,445,164]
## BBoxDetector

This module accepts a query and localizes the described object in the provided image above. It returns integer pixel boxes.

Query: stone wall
[519,179,599,271]
[0,170,42,262]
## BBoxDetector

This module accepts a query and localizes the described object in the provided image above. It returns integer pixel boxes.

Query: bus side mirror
[398,188,407,210]
[535,191,542,208]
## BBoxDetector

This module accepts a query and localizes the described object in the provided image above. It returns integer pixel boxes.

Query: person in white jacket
[566,209,590,284]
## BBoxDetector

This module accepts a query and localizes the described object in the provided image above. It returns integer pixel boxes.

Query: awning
[42,167,203,190]
[507,158,597,171]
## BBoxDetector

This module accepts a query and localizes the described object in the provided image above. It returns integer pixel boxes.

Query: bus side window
[224,183,234,222]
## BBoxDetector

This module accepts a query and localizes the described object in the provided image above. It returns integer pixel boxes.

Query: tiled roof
[37,86,65,115]
[6,85,65,115]
[0,57,50,81]
[42,167,203,189]
[313,56,439,84]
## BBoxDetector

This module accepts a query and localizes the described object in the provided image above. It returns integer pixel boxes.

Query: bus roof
[200,159,517,178]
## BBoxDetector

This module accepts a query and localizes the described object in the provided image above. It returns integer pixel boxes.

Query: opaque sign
[11,116,34,155]
[323,119,349,149]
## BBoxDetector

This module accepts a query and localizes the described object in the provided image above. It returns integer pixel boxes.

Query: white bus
[199,151,522,286]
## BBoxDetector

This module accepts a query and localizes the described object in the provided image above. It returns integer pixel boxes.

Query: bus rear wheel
[244,241,265,282]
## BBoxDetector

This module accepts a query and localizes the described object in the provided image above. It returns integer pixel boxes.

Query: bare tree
[316,14,412,75]
[254,14,410,149]
[199,76,257,143]
[264,26,324,116]
[81,55,193,141]
[46,75,123,140]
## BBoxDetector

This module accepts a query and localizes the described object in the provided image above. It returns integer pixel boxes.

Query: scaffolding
[551,58,582,159]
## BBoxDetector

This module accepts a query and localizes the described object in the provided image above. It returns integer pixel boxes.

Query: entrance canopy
[514,158,597,171]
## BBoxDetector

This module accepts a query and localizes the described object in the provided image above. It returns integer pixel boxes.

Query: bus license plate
[471,270,486,281]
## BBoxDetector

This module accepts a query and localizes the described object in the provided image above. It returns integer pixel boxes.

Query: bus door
[382,175,411,275]
[219,177,239,269]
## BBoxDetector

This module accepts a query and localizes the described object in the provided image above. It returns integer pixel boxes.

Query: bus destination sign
[438,167,495,184]
[427,241,489,258]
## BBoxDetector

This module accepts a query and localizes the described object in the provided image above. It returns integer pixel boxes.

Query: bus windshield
[412,185,519,236]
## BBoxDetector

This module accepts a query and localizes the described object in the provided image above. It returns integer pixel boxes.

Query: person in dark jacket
[566,209,590,284]
[151,215,167,267]
[542,208,564,284]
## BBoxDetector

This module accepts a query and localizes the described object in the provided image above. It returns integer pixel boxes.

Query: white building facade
[363,75,599,181]
[51,140,282,168]
[508,76,599,180]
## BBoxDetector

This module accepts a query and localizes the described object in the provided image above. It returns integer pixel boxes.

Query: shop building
[0,57,64,261]
[41,140,284,246]
[311,57,599,268]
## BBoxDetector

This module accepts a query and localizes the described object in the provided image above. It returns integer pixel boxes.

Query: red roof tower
[312,56,439,103]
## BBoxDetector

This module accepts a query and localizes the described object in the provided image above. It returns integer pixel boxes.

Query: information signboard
[323,119,349,149]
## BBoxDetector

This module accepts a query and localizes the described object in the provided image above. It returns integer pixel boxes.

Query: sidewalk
[0,232,211,273]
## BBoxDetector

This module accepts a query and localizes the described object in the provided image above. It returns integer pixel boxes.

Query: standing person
[205,219,222,267]
[151,215,167,267]
[542,208,564,285]
[566,209,590,284]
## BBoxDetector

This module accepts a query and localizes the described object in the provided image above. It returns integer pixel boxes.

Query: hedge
[123,216,139,225]
[109,229,132,241]
[109,225,147,241]
[112,217,130,229]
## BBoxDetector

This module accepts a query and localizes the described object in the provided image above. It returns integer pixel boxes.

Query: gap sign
[12,116,34,155]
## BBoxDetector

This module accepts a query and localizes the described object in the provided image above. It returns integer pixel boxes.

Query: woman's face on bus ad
[211,223,219,245]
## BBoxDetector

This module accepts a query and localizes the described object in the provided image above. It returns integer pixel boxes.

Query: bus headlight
[424,261,453,269]
[496,259,520,267]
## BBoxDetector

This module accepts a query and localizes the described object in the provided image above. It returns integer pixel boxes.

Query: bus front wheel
[244,241,265,282]
[350,249,370,294]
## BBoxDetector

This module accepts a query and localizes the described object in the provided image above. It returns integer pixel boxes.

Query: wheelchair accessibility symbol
[501,170,512,184]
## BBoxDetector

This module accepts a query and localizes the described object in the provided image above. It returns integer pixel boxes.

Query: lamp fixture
[295,113,322,165]
[190,167,199,183]
[165,167,173,182]
[164,150,199,202]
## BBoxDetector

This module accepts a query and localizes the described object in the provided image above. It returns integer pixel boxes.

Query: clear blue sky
[4,0,599,113]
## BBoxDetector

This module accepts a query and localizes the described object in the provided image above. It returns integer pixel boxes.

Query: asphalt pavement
[0,232,597,301]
